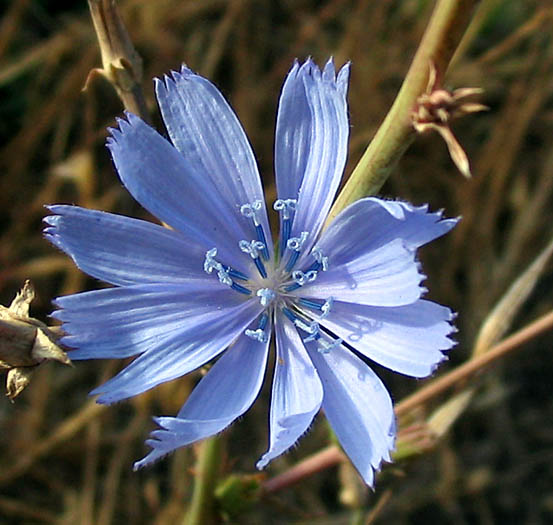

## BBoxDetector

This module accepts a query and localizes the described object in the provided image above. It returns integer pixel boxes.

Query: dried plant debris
[412,62,488,178]
[0,281,71,400]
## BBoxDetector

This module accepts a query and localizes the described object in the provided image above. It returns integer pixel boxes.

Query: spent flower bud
[0,281,71,400]
[412,62,488,178]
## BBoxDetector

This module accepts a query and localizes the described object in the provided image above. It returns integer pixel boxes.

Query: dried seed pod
[0,281,71,400]
[412,62,488,178]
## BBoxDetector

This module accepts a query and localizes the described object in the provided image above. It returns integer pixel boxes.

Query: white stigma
[203,248,232,286]
[257,288,276,307]
[287,231,308,252]
[318,337,343,354]
[240,200,263,226]
[292,270,318,286]
[294,318,319,341]
[239,239,266,259]
[203,248,219,273]
[312,248,329,271]
[273,199,297,220]
[245,329,268,343]
[320,297,334,319]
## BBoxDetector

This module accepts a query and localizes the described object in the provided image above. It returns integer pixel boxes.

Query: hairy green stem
[185,437,222,525]
[327,0,480,224]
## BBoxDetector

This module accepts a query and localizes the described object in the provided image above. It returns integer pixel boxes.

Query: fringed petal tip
[297,57,350,97]
[133,428,192,471]
[152,64,206,94]
[255,412,317,470]
[89,387,125,406]
[153,72,179,93]
[133,447,171,471]
[132,413,235,471]
[42,211,69,252]
[90,383,158,406]
[42,211,59,230]
[133,424,176,471]
[105,111,143,147]
[357,198,459,239]
[358,436,396,488]
[43,231,61,250]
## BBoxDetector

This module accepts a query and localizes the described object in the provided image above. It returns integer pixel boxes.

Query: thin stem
[326,0,479,224]
[262,446,345,494]
[261,309,553,493]
[87,0,150,122]
[185,437,222,525]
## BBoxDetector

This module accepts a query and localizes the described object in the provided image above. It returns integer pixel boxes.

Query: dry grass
[1,0,552,523]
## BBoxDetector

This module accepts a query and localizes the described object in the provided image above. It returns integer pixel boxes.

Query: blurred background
[0,0,552,523]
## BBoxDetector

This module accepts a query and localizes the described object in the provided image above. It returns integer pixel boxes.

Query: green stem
[326,0,480,224]
[185,437,222,525]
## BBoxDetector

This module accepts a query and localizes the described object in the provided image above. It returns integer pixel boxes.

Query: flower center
[202,199,338,351]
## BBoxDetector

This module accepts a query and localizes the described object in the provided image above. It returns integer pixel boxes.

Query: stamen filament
[225,267,249,281]
[284,231,308,272]
[304,261,322,273]
[258,313,269,331]
[281,218,291,257]
[255,224,270,261]
[298,297,333,319]
[281,306,297,323]
[231,282,252,295]
[285,250,300,273]
[298,298,324,310]
[254,257,268,278]
[274,199,296,257]
[239,239,268,278]
[312,248,329,271]
[245,311,270,343]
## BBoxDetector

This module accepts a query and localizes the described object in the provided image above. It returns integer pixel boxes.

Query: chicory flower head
[44,58,457,486]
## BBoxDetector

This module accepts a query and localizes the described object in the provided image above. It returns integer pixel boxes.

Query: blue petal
[307,342,395,487]
[44,206,209,286]
[317,299,456,377]
[315,197,458,259]
[274,60,311,208]
[282,58,350,257]
[107,113,252,273]
[54,282,247,360]
[155,67,272,256]
[134,324,271,469]
[298,197,457,306]
[90,295,262,403]
[257,311,323,469]
[298,238,425,306]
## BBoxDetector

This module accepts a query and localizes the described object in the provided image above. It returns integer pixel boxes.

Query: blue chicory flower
[44,58,457,486]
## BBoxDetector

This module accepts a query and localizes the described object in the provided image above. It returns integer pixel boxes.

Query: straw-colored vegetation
[0,1,552,523]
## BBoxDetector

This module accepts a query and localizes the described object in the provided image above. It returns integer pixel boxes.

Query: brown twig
[262,446,346,494]
[395,309,553,416]
[87,0,150,121]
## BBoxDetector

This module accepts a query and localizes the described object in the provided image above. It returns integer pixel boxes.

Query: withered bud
[412,62,488,178]
[0,281,71,400]
[7,367,34,400]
